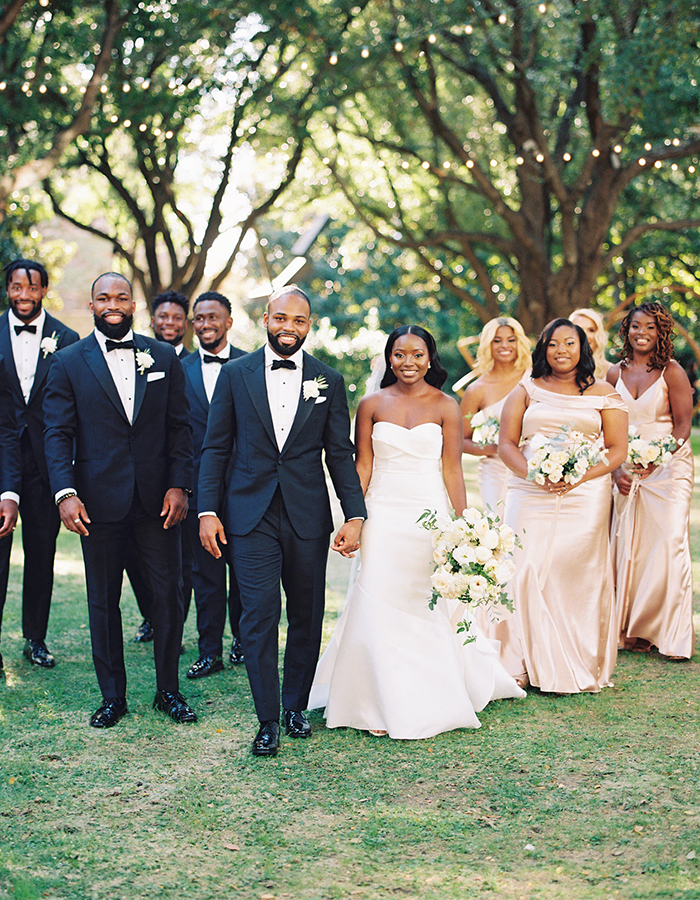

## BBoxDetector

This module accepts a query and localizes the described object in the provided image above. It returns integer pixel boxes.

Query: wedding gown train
[309,421,525,739]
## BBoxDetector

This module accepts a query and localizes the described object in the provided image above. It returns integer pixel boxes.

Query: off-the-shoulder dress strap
[602,389,627,412]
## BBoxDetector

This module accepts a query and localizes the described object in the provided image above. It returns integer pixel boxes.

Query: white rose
[475,544,493,564]
[480,528,500,550]
[495,558,516,584]
[530,434,548,451]
[453,543,477,566]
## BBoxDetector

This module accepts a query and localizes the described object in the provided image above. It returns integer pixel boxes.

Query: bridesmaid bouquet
[627,428,677,469]
[419,508,517,642]
[526,425,607,486]
[470,411,500,446]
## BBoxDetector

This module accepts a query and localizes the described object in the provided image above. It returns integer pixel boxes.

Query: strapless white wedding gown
[309,421,525,739]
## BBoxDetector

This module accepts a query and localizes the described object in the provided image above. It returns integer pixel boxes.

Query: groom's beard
[93,312,134,340]
[267,328,306,357]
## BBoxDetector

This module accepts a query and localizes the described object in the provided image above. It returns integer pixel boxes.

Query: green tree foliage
[0,0,124,216]
[299,0,700,333]
[38,0,374,299]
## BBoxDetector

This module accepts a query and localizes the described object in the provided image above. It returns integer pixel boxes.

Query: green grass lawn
[1,452,699,900]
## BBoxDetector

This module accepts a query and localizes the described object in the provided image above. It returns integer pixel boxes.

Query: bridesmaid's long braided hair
[618,302,676,371]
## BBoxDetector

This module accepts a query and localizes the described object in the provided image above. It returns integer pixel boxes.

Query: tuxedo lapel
[28,315,59,404]
[0,315,22,401]
[189,354,209,412]
[280,353,321,453]
[240,349,276,448]
[83,334,131,424]
[131,335,149,423]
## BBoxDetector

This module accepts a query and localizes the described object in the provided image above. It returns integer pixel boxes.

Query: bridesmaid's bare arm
[664,360,693,446]
[498,384,529,479]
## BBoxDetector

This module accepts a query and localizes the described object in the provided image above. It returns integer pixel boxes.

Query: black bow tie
[14,324,37,335]
[105,339,135,352]
[271,358,296,370]
[203,354,226,365]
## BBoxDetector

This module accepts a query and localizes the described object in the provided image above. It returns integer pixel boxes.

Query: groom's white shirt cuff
[0,491,19,504]
[55,488,77,504]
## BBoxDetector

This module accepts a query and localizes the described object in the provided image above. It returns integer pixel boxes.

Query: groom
[199,286,365,756]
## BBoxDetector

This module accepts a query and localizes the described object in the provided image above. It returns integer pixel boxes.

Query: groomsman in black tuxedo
[43,272,197,728]
[0,354,22,669]
[128,289,192,643]
[182,292,246,679]
[199,286,365,756]
[151,290,190,359]
[0,260,79,667]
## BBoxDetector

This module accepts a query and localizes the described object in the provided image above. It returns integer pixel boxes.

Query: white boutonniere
[302,375,328,401]
[40,331,59,358]
[135,348,155,375]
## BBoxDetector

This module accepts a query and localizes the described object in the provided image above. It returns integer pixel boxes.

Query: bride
[309,325,525,739]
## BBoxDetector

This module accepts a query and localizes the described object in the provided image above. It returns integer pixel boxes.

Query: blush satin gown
[611,373,694,658]
[309,421,525,739]
[499,381,625,693]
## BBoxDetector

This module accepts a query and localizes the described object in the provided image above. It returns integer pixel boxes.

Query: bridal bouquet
[627,428,677,469]
[470,411,499,446]
[419,508,517,642]
[526,424,607,486]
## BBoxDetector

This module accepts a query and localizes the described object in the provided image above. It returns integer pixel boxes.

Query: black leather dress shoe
[252,720,280,757]
[23,639,55,668]
[134,619,154,643]
[153,690,198,723]
[284,708,312,738]
[229,637,245,666]
[90,698,127,728]
[186,654,224,679]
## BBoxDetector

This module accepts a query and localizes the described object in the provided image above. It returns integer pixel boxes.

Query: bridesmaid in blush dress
[309,326,524,739]
[571,308,612,380]
[607,303,694,660]
[461,317,532,516]
[461,317,531,669]
[498,319,628,693]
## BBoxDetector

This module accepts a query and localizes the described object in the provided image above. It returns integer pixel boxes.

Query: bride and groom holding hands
[199,286,523,756]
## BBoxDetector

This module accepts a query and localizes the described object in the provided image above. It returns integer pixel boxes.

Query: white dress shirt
[8,308,45,403]
[94,328,136,424]
[174,343,185,356]
[200,344,232,404]
[264,344,303,451]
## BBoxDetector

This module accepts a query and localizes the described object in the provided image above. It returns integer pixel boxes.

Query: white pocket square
[147,371,166,382]
[314,396,327,404]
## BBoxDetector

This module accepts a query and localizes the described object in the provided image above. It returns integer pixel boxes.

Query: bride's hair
[531,318,595,394]
[380,325,448,389]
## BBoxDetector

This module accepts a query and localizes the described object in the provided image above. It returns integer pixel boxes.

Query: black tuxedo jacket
[181,346,246,508]
[0,354,21,495]
[0,310,79,482]
[198,347,366,538]
[43,333,193,523]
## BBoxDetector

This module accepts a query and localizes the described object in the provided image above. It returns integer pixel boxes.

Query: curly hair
[618,302,675,371]
[473,316,532,376]
[380,325,448,390]
[531,318,595,394]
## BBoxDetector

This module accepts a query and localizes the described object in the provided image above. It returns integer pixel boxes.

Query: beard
[198,333,224,353]
[93,312,134,340]
[267,328,306,357]
[155,333,180,346]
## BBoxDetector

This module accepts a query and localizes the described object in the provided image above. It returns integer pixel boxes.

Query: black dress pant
[230,488,328,722]
[183,510,241,657]
[0,434,59,642]
[80,494,184,701]
[125,525,192,623]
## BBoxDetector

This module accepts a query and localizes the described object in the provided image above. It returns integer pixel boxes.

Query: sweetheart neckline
[373,421,441,432]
